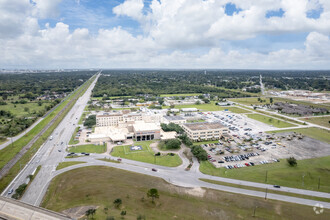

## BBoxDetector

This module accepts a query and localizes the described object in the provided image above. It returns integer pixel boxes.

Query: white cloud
[113,0,144,20]
[0,0,330,69]
[32,0,62,18]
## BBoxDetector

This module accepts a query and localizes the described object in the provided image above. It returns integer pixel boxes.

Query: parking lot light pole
[265,188,268,200]
[318,176,321,190]
[265,170,268,183]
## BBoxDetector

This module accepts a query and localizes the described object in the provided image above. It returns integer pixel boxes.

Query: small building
[182,122,228,141]
[181,108,198,112]
[163,116,187,125]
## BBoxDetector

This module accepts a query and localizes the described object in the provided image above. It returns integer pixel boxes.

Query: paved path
[49,156,330,209]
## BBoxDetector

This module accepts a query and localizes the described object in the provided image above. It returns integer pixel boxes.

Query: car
[8,189,13,195]
[58,150,61,152]
[218,160,224,163]
[117,158,122,162]
[152,168,157,172]
[273,185,281,188]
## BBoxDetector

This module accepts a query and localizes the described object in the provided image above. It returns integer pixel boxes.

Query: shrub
[287,157,297,167]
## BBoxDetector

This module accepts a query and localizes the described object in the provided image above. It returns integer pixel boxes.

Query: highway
[0,72,100,206]
[1,71,329,212]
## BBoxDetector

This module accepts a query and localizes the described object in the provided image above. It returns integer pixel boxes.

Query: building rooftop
[183,122,225,130]
[164,116,185,121]
[133,122,160,132]
[181,108,198,112]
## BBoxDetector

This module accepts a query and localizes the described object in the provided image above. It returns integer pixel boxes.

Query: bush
[179,134,193,146]
[191,145,208,161]
[287,157,297,167]
[161,123,183,133]
[84,115,96,128]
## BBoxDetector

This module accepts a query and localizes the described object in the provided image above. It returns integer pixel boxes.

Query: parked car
[152,168,157,172]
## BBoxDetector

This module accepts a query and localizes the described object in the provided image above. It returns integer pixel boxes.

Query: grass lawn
[200,156,330,192]
[267,127,330,144]
[230,97,330,110]
[301,116,330,128]
[67,144,107,154]
[111,141,182,167]
[56,161,86,170]
[247,114,295,128]
[0,101,51,117]
[163,101,243,112]
[0,137,8,145]
[78,111,90,125]
[187,119,206,123]
[159,93,202,97]
[227,107,251,113]
[68,127,80,145]
[254,110,305,125]
[199,178,330,203]
[41,166,328,220]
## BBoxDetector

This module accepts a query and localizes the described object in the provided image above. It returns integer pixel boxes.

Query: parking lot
[198,111,330,169]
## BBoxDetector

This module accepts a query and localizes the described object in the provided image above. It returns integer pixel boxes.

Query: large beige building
[182,122,227,141]
[96,113,143,127]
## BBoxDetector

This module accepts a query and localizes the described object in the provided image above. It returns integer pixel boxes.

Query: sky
[0,0,330,69]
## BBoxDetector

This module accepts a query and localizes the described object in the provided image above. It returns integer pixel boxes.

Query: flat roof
[183,122,225,131]
[133,122,160,132]
[181,108,198,112]
[97,113,122,117]
[164,116,185,121]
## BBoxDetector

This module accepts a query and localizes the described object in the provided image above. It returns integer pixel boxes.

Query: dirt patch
[62,205,99,219]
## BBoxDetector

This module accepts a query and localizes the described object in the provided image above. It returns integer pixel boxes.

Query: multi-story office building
[182,122,227,141]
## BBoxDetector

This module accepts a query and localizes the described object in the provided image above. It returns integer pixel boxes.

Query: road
[0,88,76,151]
[2,73,329,211]
[0,72,100,205]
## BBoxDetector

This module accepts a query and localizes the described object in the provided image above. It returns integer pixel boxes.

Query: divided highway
[0,72,100,204]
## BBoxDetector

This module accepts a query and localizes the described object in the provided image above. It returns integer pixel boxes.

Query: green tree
[84,115,96,128]
[147,188,159,203]
[120,210,127,218]
[85,208,96,219]
[270,97,273,104]
[113,198,122,208]
[287,157,297,167]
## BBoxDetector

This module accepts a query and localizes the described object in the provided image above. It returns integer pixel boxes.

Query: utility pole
[265,170,268,183]
[265,188,268,200]
[318,176,320,190]
[302,174,305,187]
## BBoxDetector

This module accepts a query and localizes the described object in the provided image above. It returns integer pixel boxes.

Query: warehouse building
[182,122,227,141]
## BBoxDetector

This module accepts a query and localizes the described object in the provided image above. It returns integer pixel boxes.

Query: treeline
[92,70,329,98]
[0,71,94,97]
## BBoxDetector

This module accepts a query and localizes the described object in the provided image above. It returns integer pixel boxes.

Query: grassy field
[163,101,250,113]
[267,127,330,144]
[199,179,330,203]
[230,97,330,110]
[159,93,202,97]
[0,137,8,145]
[0,75,96,192]
[67,144,107,154]
[68,127,80,145]
[41,166,329,220]
[200,156,330,192]
[254,110,305,125]
[0,101,52,117]
[111,141,182,167]
[247,114,295,128]
[301,116,330,128]
[78,111,90,125]
[56,162,86,170]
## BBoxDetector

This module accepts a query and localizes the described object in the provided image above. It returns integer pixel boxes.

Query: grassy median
[199,156,330,193]
[41,166,329,220]
[247,114,295,128]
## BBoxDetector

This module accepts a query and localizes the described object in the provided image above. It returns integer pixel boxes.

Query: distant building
[163,116,186,125]
[182,122,228,141]
[96,113,143,127]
